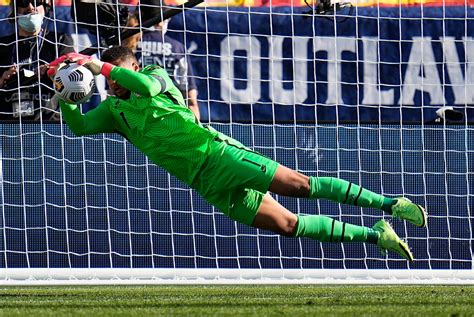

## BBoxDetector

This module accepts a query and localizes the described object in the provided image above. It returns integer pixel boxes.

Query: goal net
[0,0,473,284]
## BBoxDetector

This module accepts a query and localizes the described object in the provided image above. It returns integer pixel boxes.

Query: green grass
[0,285,472,316]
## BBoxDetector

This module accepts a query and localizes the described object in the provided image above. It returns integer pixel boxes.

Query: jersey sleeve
[59,99,116,136]
[108,65,174,98]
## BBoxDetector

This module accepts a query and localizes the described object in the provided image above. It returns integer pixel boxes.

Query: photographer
[0,0,74,121]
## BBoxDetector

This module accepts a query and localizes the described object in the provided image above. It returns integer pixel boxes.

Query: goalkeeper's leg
[252,194,413,261]
[268,165,427,227]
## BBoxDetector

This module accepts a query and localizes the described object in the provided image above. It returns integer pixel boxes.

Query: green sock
[382,197,396,214]
[309,176,392,210]
[294,214,379,244]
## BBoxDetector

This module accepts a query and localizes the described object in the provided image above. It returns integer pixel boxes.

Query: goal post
[0,2,473,284]
[0,269,473,285]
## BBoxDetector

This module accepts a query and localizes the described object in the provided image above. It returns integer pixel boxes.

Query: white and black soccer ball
[53,63,95,104]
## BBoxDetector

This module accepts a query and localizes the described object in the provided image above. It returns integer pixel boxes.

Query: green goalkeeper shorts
[191,135,279,226]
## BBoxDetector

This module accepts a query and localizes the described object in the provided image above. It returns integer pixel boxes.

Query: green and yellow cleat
[391,197,427,228]
[373,219,414,262]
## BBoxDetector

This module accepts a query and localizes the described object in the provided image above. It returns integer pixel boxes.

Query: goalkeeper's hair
[101,45,138,64]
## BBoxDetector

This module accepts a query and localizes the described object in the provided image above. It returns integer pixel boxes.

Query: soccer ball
[53,63,95,104]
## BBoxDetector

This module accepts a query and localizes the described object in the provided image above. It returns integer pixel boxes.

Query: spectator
[122,13,142,53]
[0,0,74,121]
[70,0,129,48]
[133,0,200,120]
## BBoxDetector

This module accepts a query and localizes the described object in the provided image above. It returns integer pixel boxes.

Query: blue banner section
[169,6,474,123]
[1,6,474,123]
[0,124,472,269]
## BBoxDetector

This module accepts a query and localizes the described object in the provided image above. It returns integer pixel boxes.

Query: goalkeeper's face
[107,58,140,99]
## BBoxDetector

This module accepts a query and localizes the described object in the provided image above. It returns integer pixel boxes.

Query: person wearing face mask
[0,0,74,121]
[132,0,200,120]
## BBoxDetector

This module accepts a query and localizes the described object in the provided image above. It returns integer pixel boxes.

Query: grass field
[0,285,473,316]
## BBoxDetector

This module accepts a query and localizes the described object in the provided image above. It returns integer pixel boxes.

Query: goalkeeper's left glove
[75,55,104,76]
[48,53,114,79]
[47,52,86,78]
[68,53,115,78]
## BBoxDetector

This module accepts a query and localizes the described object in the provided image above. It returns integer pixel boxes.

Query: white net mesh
[0,1,472,283]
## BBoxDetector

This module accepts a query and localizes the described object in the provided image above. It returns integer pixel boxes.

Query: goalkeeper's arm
[59,100,116,136]
[49,53,170,97]
[103,65,170,97]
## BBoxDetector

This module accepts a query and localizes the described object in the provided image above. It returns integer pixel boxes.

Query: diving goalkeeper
[48,47,427,261]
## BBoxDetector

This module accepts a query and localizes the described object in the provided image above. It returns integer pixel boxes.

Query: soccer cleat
[373,219,414,262]
[391,197,427,228]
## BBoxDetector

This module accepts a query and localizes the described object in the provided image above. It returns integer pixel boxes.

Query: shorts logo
[242,158,267,173]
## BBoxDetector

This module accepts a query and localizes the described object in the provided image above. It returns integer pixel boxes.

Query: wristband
[101,63,114,79]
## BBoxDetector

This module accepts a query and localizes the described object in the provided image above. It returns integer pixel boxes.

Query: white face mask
[18,13,44,33]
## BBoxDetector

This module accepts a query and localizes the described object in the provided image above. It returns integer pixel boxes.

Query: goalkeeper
[48,47,427,262]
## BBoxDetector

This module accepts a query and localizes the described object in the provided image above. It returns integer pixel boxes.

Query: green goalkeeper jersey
[59,64,218,185]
